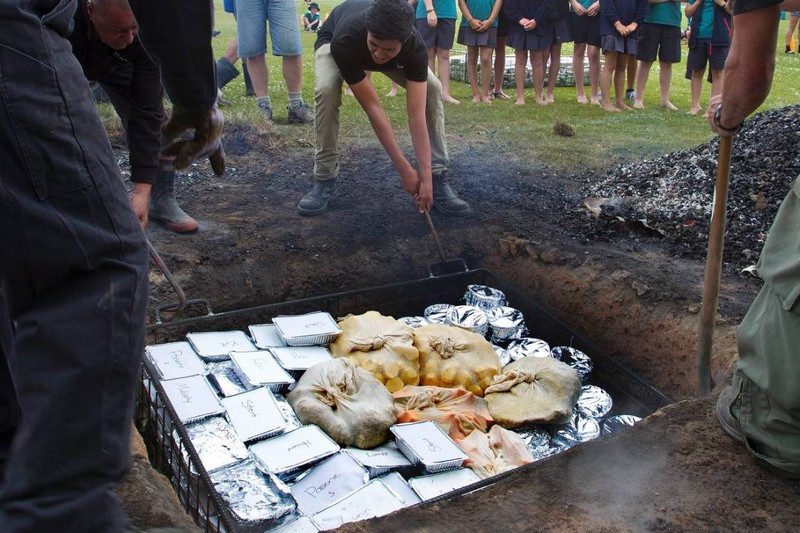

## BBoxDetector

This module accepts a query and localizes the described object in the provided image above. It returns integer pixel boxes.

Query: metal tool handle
[423,209,447,263]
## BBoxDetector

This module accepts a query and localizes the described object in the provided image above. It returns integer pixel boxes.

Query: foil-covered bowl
[463,284,507,311]
[493,344,511,367]
[575,385,614,420]
[551,346,594,384]
[506,338,551,361]
[602,414,642,435]
[514,427,552,460]
[396,316,430,328]
[487,306,527,342]
[551,414,600,449]
[424,304,453,325]
[445,305,489,336]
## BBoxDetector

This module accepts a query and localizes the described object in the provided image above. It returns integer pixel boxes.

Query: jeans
[236,0,303,57]
[0,2,149,531]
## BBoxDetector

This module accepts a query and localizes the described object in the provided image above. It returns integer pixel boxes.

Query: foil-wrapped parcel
[248,323,287,349]
[407,468,481,501]
[390,420,468,474]
[445,305,489,336]
[423,303,453,324]
[161,374,225,424]
[484,356,581,428]
[396,316,430,328]
[309,479,406,531]
[250,425,340,479]
[288,358,397,449]
[205,361,248,397]
[177,416,249,474]
[329,310,420,393]
[393,385,492,440]
[506,338,551,361]
[186,330,256,362]
[602,414,642,434]
[457,425,534,479]
[575,385,613,420]
[229,350,295,392]
[145,341,206,380]
[414,324,501,397]
[221,387,288,443]
[209,459,296,533]
[272,312,341,347]
[463,284,507,311]
[290,452,368,516]
[550,346,594,384]
[344,442,414,477]
[486,306,527,343]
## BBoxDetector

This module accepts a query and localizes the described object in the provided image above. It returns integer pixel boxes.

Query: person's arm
[349,77,428,211]
[459,0,481,31]
[685,0,701,19]
[571,0,587,16]
[404,79,433,212]
[424,0,438,26]
[486,0,504,27]
[707,4,781,135]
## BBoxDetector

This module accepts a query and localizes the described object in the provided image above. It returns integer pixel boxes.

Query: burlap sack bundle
[287,358,396,449]
[458,425,534,479]
[329,311,420,393]
[484,356,581,427]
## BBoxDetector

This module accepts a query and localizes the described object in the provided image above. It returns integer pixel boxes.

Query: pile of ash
[577,105,800,274]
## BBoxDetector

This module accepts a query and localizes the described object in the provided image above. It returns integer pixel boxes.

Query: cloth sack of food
[393,385,493,440]
[287,358,396,449]
[484,356,581,428]
[413,324,501,397]
[458,424,535,479]
[329,311,420,393]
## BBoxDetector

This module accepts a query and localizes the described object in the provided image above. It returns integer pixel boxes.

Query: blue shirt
[416,0,458,19]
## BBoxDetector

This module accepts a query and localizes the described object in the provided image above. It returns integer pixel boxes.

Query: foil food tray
[139,267,672,533]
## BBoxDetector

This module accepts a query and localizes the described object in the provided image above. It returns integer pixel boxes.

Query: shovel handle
[697,135,732,396]
[146,237,187,313]
[423,210,447,263]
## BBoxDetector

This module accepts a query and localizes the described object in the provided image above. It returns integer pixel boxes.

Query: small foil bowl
[397,316,430,328]
[551,346,594,384]
[445,305,488,336]
[602,414,642,435]
[514,427,552,460]
[487,306,527,342]
[463,285,507,311]
[506,338,551,361]
[575,385,613,420]
[424,304,453,325]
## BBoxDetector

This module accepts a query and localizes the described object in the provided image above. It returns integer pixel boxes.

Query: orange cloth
[393,385,493,440]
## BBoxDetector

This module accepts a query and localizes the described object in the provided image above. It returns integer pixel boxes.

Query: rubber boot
[432,172,471,215]
[216,57,240,90]
[149,169,199,233]
[297,179,338,216]
[243,61,255,97]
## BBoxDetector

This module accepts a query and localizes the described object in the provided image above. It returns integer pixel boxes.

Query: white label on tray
[310,479,405,530]
[344,442,413,471]
[272,312,341,338]
[145,341,205,380]
[376,472,422,506]
[291,452,369,515]
[249,425,339,475]
[391,421,468,467]
[221,387,287,442]
[229,350,295,389]
[269,346,332,371]
[248,323,287,348]
[161,375,225,424]
[407,468,482,501]
[186,330,256,359]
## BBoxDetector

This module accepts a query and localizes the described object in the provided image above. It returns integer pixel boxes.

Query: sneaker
[288,102,314,125]
[625,89,636,100]
[715,386,744,443]
[257,100,273,124]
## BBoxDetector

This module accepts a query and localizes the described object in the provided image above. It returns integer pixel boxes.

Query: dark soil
[127,106,799,531]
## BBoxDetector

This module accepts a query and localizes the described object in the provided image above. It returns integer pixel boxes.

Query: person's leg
[467,45,481,102]
[0,7,147,529]
[587,44,601,104]
[531,49,547,104]
[689,68,704,115]
[625,54,637,99]
[545,43,561,103]
[268,0,312,123]
[494,35,510,98]
[633,60,652,109]
[658,61,677,110]
[437,46,460,104]
[614,54,631,109]
[573,42,588,103]
[786,14,799,52]
[428,46,437,72]
[709,68,724,100]
[479,46,493,102]
[237,0,272,118]
[514,49,527,105]
[299,43,343,215]
[600,51,619,112]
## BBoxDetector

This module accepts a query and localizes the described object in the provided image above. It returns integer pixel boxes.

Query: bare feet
[577,95,588,104]
[544,95,554,104]
[617,102,633,111]
[590,97,600,105]
[688,106,703,115]
[601,101,620,112]
[633,100,644,109]
[443,95,461,105]
[480,95,492,103]
[662,101,678,111]
[345,86,354,96]
[386,90,398,97]
[493,92,511,100]
[535,97,548,106]
[515,99,525,106]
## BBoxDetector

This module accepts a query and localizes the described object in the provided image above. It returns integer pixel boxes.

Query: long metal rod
[423,209,447,262]
[146,236,187,312]
[697,135,732,396]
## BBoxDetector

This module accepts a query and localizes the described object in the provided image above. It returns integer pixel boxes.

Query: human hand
[706,95,739,137]
[571,1,587,16]
[587,2,600,16]
[130,182,151,228]
[427,11,437,27]
[615,21,628,36]
[414,176,433,213]
[626,22,638,33]
[161,103,225,175]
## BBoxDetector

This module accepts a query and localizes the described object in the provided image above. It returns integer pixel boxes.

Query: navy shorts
[636,23,681,63]
[550,18,572,45]
[415,18,457,49]
[570,13,600,47]
[497,11,509,38]
[685,39,729,75]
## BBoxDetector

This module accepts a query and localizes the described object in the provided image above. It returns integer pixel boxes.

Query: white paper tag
[229,350,295,389]
[269,346,333,371]
[186,330,256,360]
[344,442,413,471]
[221,387,287,442]
[161,375,225,424]
[272,312,341,339]
[145,341,205,380]
[391,421,468,468]
[250,425,339,475]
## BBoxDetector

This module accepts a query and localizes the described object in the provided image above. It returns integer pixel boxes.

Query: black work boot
[149,169,199,233]
[215,57,240,90]
[297,179,338,216]
[432,172,470,215]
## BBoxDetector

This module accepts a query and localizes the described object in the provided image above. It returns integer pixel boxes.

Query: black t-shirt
[315,0,428,85]
[732,0,782,15]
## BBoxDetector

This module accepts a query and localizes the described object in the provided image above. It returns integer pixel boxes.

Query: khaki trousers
[313,43,449,180]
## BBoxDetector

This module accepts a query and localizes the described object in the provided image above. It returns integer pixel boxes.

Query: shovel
[146,236,212,324]
[422,210,468,277]
[697,135,732,396]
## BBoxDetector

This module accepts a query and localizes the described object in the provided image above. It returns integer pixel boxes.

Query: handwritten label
[288,439,312,453]
[304,473,342,499]
[178,383,193,403]
[241,398,259,418]
[169,349,185,369]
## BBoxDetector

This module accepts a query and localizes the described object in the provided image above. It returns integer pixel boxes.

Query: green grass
[99,3,800,174]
